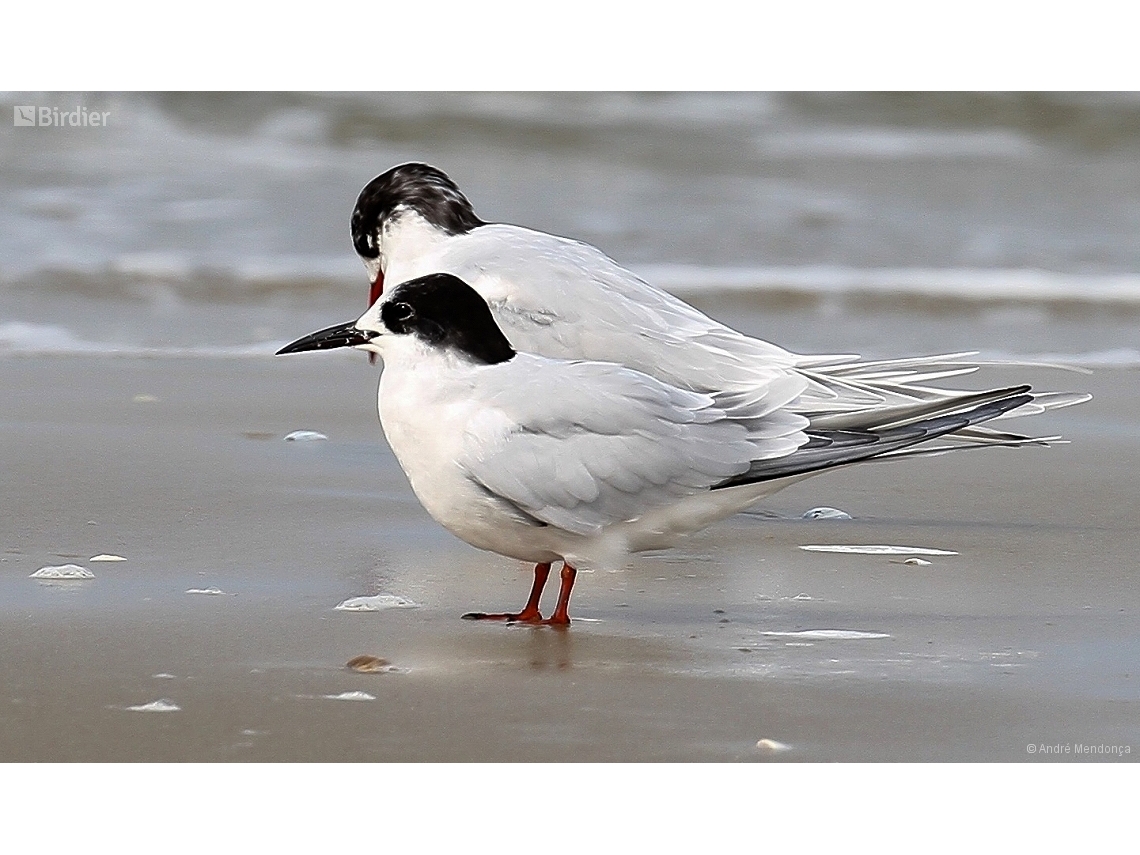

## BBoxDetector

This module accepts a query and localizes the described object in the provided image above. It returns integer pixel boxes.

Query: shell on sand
[802,507,852,520]
[346,655,391,673]
[283,430,327,442]
[755,738,791,754]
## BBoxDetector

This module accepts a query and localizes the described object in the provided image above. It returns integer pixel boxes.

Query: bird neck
[381,209,451,273]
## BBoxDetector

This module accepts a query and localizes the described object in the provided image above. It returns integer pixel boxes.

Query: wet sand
[1,354,1137,762]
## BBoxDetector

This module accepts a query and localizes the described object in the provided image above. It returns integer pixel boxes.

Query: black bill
[276,321,376,355]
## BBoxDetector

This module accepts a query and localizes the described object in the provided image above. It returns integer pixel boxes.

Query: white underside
[374,336,812,572]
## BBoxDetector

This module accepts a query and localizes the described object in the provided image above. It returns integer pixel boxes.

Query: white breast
[376,342,568,565]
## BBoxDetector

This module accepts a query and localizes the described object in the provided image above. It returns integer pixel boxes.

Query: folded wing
[458,358,807,536]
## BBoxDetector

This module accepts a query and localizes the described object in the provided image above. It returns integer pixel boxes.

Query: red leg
[462,563,551,623]
[537,563,577,627]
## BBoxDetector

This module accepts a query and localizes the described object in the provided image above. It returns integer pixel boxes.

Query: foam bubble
[335,594,419,612]
[324,691,375,701]
[30,564,94,579]
[800,545,957,556]
[762,629,891,640]
[127,699,181,712]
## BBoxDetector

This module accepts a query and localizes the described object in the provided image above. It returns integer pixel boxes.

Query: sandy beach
[1,352,1135,762]
[3,93,1139,765]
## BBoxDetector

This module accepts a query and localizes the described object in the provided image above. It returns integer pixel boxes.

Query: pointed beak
[276,321,377,355]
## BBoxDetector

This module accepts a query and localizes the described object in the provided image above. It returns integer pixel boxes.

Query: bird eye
[380,299,417,333]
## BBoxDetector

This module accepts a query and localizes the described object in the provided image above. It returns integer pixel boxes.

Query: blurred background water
[1,91,1138,362]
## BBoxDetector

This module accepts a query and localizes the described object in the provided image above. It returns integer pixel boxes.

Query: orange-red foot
[531,615,571,629]
[461,562,551,624]
[461,607,544,623]
[528,564,577,628]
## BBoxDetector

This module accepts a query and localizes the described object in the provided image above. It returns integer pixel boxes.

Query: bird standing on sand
[303,162,1086,624]
[278,272,1063,626]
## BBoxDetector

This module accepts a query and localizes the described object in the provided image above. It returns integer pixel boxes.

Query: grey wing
[445,226,808,414]
[443,228,1088,429]
[456,360,803,536]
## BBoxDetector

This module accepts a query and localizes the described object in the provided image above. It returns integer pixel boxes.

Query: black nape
[351,163,485,259]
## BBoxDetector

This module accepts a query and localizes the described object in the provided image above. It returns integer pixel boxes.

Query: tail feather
[787,351,1090,468]
[804,384,1031,432]
[714,389,1035,490]
[873,434,1063,461]
[792,352,1089,425]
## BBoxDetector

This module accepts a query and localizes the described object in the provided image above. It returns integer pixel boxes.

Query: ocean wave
[638,265,1140,307]
[756,127,1041,160]
[7,260,1140,310]
[3,319,1135,368]
[0,254,361,301]
[0,322,282,358]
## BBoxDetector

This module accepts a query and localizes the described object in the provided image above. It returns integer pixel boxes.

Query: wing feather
[458,357,800,536]
[408,225,1085,451]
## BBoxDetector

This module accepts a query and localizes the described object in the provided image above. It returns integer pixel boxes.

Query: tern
[349,162,1087,428]
[278,272,1066,627]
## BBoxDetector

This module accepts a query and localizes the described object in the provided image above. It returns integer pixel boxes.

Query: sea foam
[30,564,94,579]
